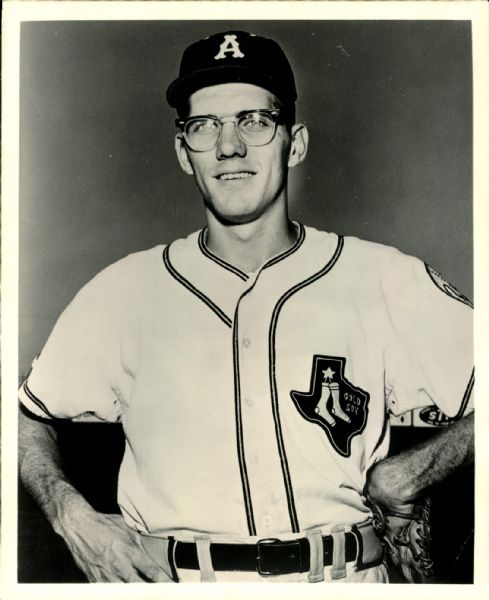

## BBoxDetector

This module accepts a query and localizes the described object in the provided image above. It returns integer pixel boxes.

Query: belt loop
[306,529,324,582]
[195,535,216,582]
[167,537,179,582]
[331,526,347,580]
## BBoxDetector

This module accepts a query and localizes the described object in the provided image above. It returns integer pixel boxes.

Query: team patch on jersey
[425,264,472,307]
[290,356,369,457]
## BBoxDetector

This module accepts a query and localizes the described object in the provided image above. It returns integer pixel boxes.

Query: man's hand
[364,412,474,582]
[365,489,434,583]
[366,411,474,512]
[18,409,173,582]
[365,450,434,582]
[366,456,416,515]
[59,509,173,582]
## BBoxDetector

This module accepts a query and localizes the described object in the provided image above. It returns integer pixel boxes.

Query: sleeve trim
[19,401,57,424]
[456,368,474,419]
[21,380,56,419]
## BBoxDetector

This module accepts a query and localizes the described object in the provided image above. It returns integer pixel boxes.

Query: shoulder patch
[425,264,473,307]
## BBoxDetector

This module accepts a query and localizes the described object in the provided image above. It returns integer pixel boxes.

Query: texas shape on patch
[290,355,369,457]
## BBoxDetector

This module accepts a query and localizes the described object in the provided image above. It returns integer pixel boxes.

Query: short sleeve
[382,250,473,418]
[19,264,126,422]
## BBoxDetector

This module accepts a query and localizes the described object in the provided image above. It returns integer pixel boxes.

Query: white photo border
[2,2,488,599]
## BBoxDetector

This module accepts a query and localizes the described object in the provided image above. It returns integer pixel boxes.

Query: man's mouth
[216,171,254,181]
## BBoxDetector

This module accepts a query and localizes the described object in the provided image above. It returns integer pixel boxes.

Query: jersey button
[250,453,259,464]
[262,515,272,528]
[245,397,254,407]
[242,338,251,348]
[271,492,281,504]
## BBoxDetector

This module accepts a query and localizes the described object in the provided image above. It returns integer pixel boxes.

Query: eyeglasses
[176,109,281,152]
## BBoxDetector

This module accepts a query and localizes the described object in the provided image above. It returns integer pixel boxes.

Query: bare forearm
[367,412,474,510]
[18,409,96,535]
[18,407,172,581]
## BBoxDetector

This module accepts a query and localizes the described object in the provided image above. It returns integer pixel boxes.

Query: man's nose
[216,121,247,159]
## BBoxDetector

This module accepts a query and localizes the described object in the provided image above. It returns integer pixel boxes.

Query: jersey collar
[198,221,306,280]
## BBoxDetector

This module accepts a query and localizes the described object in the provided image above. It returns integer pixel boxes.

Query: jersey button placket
[234,272,291,536]
[233,275,261,535]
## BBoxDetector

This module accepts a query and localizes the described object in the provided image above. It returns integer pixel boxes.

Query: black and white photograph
[2,1,488,597]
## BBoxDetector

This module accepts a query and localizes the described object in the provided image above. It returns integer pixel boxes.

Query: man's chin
[204,200,262,226]
[212,213,259,226]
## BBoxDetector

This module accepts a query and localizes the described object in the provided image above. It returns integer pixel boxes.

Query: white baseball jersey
[19,224,473,540]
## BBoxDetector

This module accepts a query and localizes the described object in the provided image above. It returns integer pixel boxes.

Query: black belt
[170,532,358,576]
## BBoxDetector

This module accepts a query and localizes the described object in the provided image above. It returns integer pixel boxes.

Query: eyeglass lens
[184,111,277,151]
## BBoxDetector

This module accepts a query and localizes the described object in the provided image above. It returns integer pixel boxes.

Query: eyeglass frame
[175,108,282,152]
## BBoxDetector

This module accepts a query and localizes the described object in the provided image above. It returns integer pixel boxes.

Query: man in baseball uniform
[18,30,474,583]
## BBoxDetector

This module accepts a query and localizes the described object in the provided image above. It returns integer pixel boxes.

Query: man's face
[175,83,294,225]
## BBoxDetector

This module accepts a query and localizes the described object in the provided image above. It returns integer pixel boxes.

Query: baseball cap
[166,30,297,109]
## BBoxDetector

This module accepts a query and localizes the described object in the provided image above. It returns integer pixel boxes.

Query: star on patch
[322,367,335,382]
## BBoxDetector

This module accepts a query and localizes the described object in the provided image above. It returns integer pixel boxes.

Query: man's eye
[241,114,272,129]
[188,119,218,135]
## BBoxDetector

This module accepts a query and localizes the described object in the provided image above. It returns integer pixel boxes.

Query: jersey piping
[262,223,305,270]
[229,223,311,536]
[268,235,345,533]
[198,229,249,281]
[456,367,474,419]
[198,222,306,280]
[232,306,257,536]
[22,380,56,419]
[162,245,232,328]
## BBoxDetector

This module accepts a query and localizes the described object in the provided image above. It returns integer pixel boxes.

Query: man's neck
[205,211,298,274]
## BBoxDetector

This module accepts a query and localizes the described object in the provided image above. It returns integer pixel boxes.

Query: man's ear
[175,134,194,175]
[287,123,309,168]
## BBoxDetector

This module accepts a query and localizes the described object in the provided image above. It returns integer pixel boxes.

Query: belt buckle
[256,537,302,577]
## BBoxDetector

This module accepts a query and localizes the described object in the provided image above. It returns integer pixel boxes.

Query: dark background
[18,20,473,583]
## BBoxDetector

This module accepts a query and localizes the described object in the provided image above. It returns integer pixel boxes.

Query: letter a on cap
[214,34,245,60]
